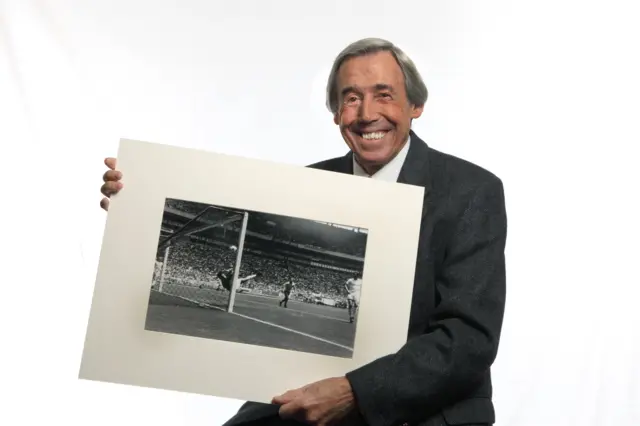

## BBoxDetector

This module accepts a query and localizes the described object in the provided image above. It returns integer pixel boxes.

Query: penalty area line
[228,311,354,352]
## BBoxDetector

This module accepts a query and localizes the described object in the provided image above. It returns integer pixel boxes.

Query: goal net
[150,202,250,312]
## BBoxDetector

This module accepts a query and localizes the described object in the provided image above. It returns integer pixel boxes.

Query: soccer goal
[150,201,251,313]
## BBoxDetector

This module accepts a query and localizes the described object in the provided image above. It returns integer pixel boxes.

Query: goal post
[158,240,172,293]
[227,211,249,313]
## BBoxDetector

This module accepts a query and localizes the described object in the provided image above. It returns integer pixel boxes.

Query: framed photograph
[79,138,424,404]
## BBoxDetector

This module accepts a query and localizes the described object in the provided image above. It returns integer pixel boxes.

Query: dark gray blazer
[223,131,508,426]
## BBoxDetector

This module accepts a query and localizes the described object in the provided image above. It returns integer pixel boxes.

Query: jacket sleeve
[345,178,508,426]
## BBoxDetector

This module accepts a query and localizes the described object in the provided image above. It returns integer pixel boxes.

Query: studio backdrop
[1,0,638,425]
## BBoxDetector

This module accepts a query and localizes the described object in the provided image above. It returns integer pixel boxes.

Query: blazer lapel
[338,151,354,175]
[337,131,431,188]
[397,130,432,196]
[338,131,431,199]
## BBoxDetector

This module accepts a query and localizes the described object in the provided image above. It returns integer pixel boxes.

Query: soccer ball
[229,245,238,252]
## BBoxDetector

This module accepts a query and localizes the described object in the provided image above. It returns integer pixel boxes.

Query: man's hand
[100,157,123,211]
[272,377,359,425]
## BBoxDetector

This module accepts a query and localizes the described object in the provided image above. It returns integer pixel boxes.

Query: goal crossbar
[159,205,243,248]
[181,214,242,237]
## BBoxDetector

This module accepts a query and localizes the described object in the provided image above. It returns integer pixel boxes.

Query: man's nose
[358,97,379,123]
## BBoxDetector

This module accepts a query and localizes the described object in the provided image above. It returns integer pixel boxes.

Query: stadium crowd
[154,239,359,305]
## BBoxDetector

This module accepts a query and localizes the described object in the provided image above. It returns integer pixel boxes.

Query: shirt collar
[352,135,411,182]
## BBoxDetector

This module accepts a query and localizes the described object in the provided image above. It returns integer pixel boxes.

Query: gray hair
[325,38,428,114]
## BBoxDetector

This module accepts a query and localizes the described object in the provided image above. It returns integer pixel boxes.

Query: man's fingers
[279,400,321,424]
[100,158,119,212]
[103,169,122,182]
[278,400,303,420]
[272,389,302,405]
[104,157,117,170]
[100,181,122,197]
[100,198,110,211]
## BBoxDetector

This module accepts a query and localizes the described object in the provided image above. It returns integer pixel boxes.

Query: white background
[1,0,638,425]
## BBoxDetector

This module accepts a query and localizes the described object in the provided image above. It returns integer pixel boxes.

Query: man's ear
[333,113,339,125]
[410,104,424,120]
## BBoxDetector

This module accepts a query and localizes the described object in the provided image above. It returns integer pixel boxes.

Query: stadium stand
[150,199,365,311]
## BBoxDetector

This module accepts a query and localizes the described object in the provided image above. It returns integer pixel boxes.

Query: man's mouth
[354,130,389,141]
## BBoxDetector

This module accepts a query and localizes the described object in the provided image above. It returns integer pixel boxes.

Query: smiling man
[332,48,425,178]
[100,38,508,426]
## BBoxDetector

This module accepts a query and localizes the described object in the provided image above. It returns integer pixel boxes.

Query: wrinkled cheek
[338,105,358,124]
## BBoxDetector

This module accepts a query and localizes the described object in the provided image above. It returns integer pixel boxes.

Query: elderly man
[100,38,507,426]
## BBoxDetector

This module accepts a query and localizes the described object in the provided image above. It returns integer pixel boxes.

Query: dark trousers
[279,292,290,306]
[225,412,492,426]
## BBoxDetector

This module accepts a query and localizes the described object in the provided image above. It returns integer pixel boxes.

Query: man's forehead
[336,53,404,89]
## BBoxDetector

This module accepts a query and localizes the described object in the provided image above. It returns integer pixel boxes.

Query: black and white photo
[145,198,368,358]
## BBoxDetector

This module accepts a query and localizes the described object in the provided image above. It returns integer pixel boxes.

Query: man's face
[333,51,423,174]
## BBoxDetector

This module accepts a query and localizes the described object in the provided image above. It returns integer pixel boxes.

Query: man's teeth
[361,131,387,140]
